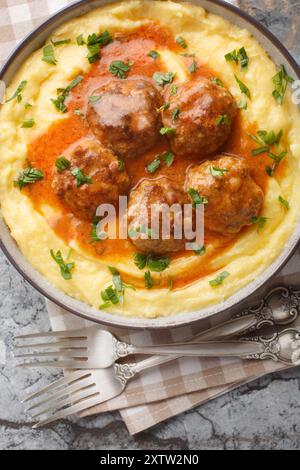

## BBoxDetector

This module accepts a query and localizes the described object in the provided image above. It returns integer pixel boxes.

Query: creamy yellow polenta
[0,0,300,318]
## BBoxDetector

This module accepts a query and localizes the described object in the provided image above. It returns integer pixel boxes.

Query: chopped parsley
[210,166,229,177]
[128,225,157,240]
[160,127,176,136]
[109,60,132,79]
[51,75,83,113]
[99,266,135,309]
[42,44,57,65]
[188,188,208,207]
[5,80,27,103]
[148,50,160,59]
[169,84,178,95]
[76,35,85,45]
[144,271,154,289]
[91,217,107,242]
[172,107,180,121]
[71,167,92,186]
[74,108,84,116]
[189,243,206,256]
[14,167,44,189]
[176,36,187,49]
[162,151,175,167]
[153,71,175,87]
[55,156,70,173]
[157,102,170,112]
[51,38,71,47]
[237,99,248,110]
[87,31,113,63]
[21,118,35,128]
[252,216,268,232]
[234,74,251,99]
[133,253,170,272]
[250,129,283,157]
[266,151,287,176]
[189,60,198,74]
[146,157,161,174]
[209,271,230,287]
[118,159,125,172]
[278,196,290,210]
[272,65,294,105]
[24,102,33,109]
[50,250,75,280]
[216,114,229,126]
[88,95,102,103]
[211,77,225,87]
[225,47,249,69]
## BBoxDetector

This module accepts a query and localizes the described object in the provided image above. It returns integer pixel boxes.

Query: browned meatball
[86,78,162,159]
[127,177,189,254]
[185,156,264,234]
[52,139,130,220]
[162,78,237,157]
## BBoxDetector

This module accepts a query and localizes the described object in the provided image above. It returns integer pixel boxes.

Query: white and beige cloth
[1,0,300,435]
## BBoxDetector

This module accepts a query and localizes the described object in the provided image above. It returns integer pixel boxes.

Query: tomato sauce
[25,23,270,288]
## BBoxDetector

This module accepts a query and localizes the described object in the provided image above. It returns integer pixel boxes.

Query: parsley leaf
[225,47,249,69]
[5,80,27,103]
[87,31,113,63]
[55,156,70,173]
[148,50,160,59]
[50,249,75,280]
[279,195,290,210]
[176,36,187,49]
[234,74,251,99]
[215,114,229,126]
[153,72,175,87]
[51,75,83,113]
[42,44,57,65]
[210,167,229,177]
[211,77,225,87]
[252,216,268,232]
[272,65,294,105]
[71,167,92,186]
[160,127,176,136]
[188,188,208,207]
[133,253,148,270]
[21,118,35,128]
[189,60,198,74]
[172,107,180,120]
[144,271,154,289]
[189,243,206,256]
[76,35,85,45]
[133,253,170,272]
[88,95,102,103]
[14,167,43,189]
[51,38,71,47]
[209,271,230,287]
[91,217,107,242]
[169,84,178,95]
[118,159,125,172]
[109,60,132,79]
[163,151,175,167]
[146,157,161,174]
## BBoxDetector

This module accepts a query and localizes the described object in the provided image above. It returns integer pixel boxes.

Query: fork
[25,327,300,428]
[14,285,297,369]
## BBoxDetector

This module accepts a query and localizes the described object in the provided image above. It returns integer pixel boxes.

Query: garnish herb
[128,226,157,240]
[146,157,161,174]
[189,60,198,74]
[99,267,135,309]
[87,31,113,63]
[99,286,120,309]
[211,77,225,87]
[216,114,229,126]
[24,102,33,109]
[71,167,92,186]
[272,65,294,105]
[153,71,175,87]
[225,47,249,69]
[160,127,176,136]
[76,35,85,45]
[55,156,70,173]
[188,188,208,207]
[74,108,84,116]
[189,243,206,256]
[234,74,251,99]
[210,166,229,177]
[158,102,170,112]
[118,159,125,172]
[209,271,230,287]
[91,217,107,242]
[42,44,57,65]
[252,146,269,156]
[172,107,180,120]
[109,60,132,79]
[144,271,154,289]
[176,36,187,49]
[278,196,290,210]
[50,250,75,280]
[266,151,287,176]
[163,151,175,167]
[51,75,83,113]
[237,99,248,110]
[51,38,71,46]
[133,253,170,273]
[88,95,102,103]
[21,118,35,128]
[251,216,268,232]
[5,80,27,103]
[14,167,44,189]
[250,129,284,159]
[148,50,160,59]
[169,84,178,95]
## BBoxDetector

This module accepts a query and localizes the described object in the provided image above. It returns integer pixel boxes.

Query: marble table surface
[1,0,300,450]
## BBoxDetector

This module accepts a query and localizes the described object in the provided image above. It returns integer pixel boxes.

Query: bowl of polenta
[0,0,299,329]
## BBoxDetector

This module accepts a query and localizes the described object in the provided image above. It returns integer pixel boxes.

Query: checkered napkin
[1,0,300,435]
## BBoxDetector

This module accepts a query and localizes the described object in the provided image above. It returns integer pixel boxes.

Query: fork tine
[14,350,88,359]
[27,376,97,413]
[14,339,87,350]
[17,360,89,369]
[15,329,87,340]
[33,394,104,429]
[22,371,91,403]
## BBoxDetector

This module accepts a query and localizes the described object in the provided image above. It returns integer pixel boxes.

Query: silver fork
[25,328,300,428]
[14,285,297,369]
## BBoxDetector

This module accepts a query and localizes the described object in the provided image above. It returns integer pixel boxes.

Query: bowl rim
[0,0,300,330]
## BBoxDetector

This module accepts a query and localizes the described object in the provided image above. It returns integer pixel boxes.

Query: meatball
[185,156,264,234]
[86,78,162,159]
[162,78,237,157]
[52,139,130,219]
[127,177,189,254]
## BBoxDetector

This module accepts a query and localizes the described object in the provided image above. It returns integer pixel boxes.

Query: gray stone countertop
[1,0,300,450]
